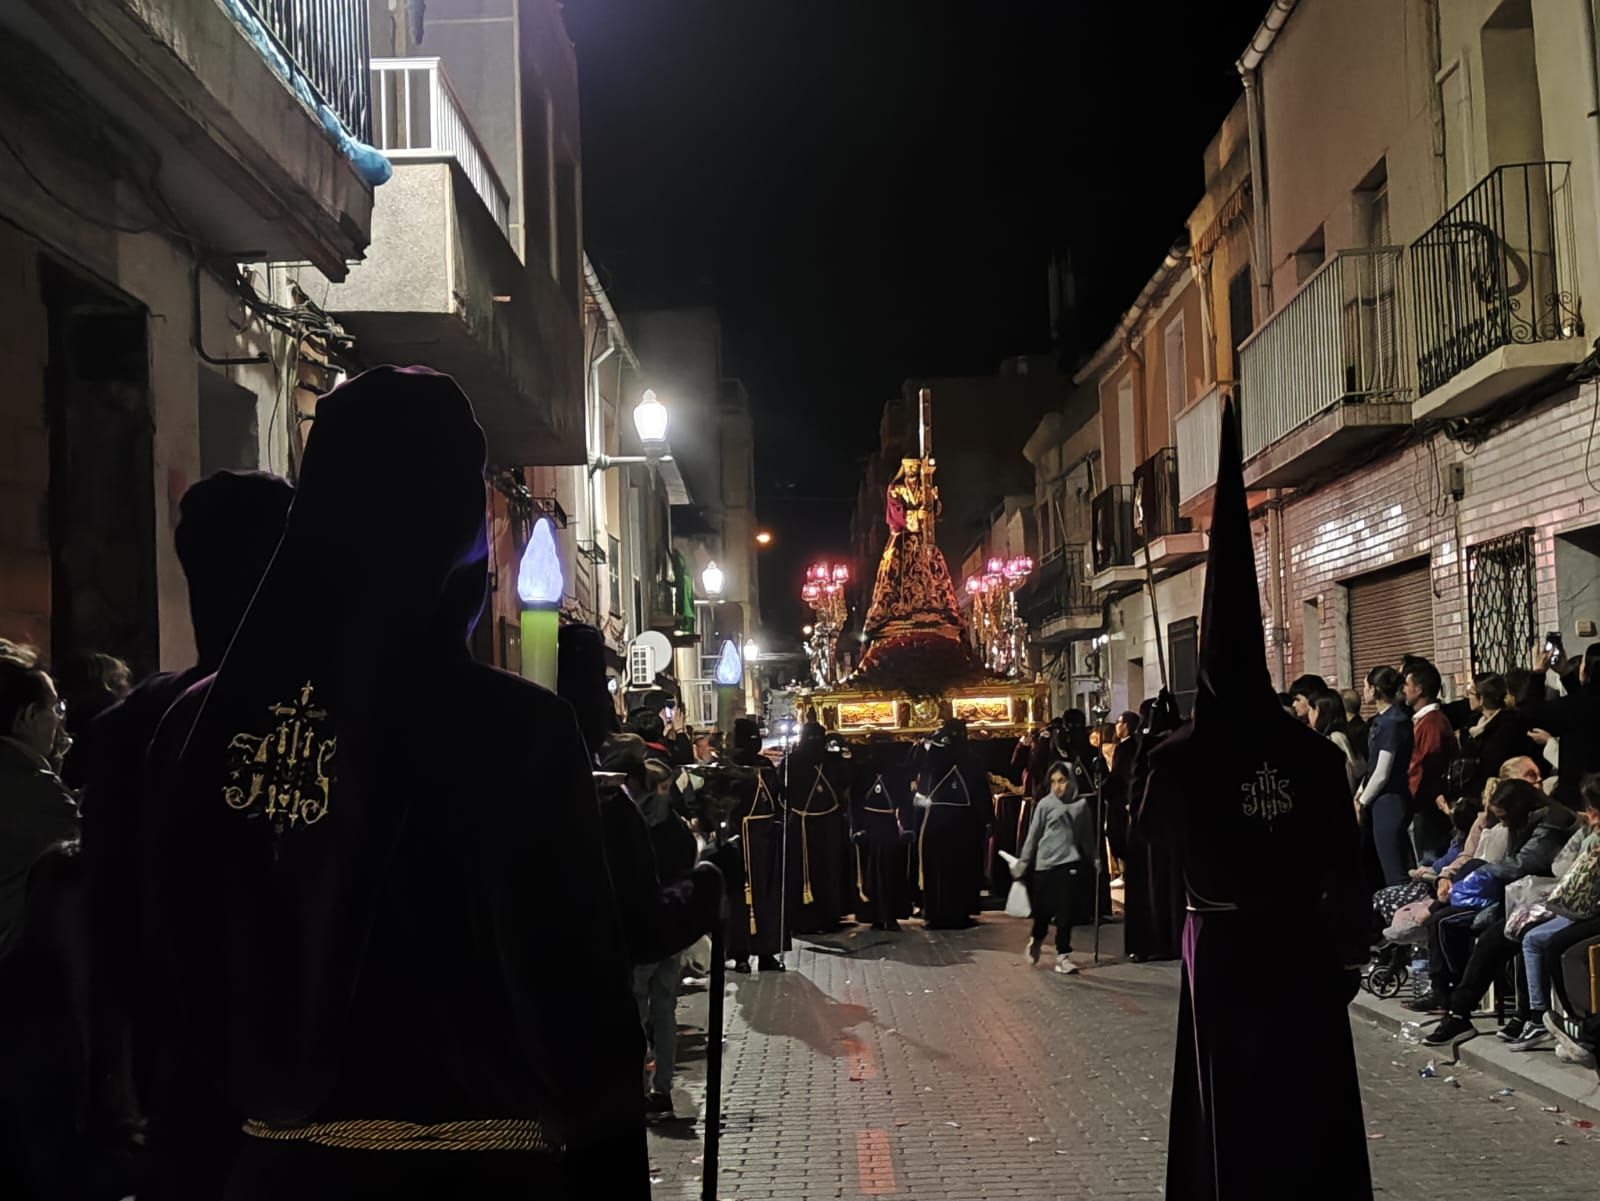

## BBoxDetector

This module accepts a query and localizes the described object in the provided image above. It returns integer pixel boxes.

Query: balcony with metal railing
[245,0,372,143]
[1132,447,1204,572]
[6,0,377,276]
[1239,247,1414,488]
[1175,384,1224,513]
[371,58,511,239]
[317,54,584,465]
[1017,543,1101,644]
[1088,485,1142,595]
[1410,162,1585,420]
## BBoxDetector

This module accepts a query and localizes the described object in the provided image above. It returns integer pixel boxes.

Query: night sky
[565,0,1269,633]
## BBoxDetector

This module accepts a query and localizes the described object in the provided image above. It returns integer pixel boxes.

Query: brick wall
[1273,383,1600,693]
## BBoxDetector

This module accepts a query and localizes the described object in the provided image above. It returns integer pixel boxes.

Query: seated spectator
[1434,756,1544,882]
[1507,775,1600,1051]
[1415,778,1577,1038]
[1372,797,1479,932]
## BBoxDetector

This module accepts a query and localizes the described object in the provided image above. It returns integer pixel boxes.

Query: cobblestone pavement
[648,915,1600,1199]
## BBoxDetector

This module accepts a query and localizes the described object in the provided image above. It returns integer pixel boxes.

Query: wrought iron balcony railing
[1411,162,1583,395]
[1018,543,1098,623]
[1132,447,1190,546]
[1239,247,1409,460]
[1051,543,1097,614]
[244,0,372,143]
[371,58,512,238]
[1090,485,1135,573]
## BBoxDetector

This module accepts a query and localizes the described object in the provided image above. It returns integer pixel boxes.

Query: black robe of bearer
[852,741,915,929]
[917,722,990,928]
[146,368,645,1200]
[1136,398,1372,1201]
[79,471,292,1197]
[1123,693,1187,962]
[783,724,852,933]
[724,739,790,962]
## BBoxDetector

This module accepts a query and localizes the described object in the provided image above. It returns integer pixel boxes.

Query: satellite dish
[628,630,673,687]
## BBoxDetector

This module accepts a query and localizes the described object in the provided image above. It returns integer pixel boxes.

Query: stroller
[1363,892,1434,1000]
[1364,940,1413,999]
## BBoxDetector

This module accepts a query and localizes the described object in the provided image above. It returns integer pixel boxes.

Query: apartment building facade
[0,0,379,675]
[1238,0,1600,696]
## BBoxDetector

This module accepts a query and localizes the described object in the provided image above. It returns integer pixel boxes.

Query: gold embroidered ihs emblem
[1240,762,1293,821]
[224,681,337,833]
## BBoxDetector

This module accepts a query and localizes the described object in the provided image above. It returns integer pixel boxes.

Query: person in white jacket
[1016,761,1098,974]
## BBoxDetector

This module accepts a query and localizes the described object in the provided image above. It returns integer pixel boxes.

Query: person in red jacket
[1404,659,1459,864]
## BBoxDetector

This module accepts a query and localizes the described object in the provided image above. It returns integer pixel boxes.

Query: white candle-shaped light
[517,517,563,688]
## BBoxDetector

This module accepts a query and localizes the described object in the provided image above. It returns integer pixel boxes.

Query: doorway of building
[1555,524,1600,662]
[41,258,157,678]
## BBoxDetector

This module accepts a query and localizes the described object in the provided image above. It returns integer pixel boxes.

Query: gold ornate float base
[799,678,1048,740]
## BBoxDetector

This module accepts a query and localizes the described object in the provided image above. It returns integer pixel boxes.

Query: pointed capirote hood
[1194,396,1274,718]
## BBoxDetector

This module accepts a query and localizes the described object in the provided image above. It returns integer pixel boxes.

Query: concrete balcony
[6,0,376,278]
[1240,248,1413,489]
[1410,162,1586,421]
[319,58,583,466]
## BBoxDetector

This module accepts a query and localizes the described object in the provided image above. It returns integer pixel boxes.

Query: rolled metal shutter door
[1348,558,1435,686]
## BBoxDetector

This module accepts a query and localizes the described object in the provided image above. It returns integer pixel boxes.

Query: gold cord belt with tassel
[240,1117,562,1154]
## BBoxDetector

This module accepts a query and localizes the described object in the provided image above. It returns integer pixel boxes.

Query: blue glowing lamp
[517,517,564,606]
[714,639,743,686]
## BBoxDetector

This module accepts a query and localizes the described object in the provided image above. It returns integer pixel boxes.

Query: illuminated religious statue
[863,452,964,641]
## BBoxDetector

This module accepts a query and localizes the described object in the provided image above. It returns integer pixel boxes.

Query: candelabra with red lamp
[801,560,850,687]
[963,554,1033,677]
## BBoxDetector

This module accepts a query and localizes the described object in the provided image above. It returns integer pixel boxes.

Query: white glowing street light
[701,559,725,598]
[743,639,760,662]
[633,388,669,445]
[516,516,564,689]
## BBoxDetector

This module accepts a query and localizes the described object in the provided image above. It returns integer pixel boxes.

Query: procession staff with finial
[1135,398,1371,1200]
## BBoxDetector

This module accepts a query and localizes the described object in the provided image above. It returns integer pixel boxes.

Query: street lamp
[755,531,773,546]
[516,516,564,689]
[963,554,1034,677]
[702,560,725,598]
[743,639,760,661]
[801,559,849,687]
[633,388,669,445]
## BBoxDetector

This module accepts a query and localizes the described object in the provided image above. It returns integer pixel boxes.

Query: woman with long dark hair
[1312,692,1364,795]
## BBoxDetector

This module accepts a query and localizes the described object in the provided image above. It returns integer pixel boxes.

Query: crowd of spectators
[1284,647,1600,1067]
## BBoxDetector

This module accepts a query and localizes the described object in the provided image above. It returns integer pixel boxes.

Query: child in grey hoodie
[1016,760,1098,973]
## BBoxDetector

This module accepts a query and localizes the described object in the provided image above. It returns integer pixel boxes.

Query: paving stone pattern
[649,916,1600,1199]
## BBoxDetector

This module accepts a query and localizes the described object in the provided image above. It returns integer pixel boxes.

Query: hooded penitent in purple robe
[1136,397,1372,1200]
[146,367,644,1199]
